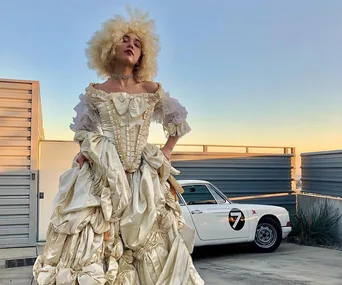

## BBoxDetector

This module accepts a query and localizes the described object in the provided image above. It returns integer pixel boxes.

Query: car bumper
[282,226,292,239]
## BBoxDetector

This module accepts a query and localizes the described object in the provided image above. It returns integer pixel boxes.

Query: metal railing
[155,143,295,155]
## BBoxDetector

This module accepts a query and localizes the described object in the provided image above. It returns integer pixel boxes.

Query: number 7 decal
[230,212,242,229]
[229,208,245,231]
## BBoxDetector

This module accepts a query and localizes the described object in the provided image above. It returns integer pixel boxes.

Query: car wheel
[253,217,282,253]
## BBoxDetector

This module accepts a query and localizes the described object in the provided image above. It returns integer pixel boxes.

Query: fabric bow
[56,264,106,285]
[111,94,149,129]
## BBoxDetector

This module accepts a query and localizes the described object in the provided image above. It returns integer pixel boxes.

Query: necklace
[111,73,134,80]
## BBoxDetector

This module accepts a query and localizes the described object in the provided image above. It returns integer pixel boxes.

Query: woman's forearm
[163,135,180,151]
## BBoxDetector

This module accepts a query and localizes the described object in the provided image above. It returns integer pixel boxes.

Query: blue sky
[1,0,342,165]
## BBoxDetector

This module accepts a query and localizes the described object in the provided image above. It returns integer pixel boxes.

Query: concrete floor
[193,243,342,285]
[0,243,341,284]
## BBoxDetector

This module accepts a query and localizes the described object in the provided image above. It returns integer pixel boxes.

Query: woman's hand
[160,147,172,161]
[76,152,88,168]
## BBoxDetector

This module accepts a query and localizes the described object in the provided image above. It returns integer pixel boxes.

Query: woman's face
[115,32,142,67]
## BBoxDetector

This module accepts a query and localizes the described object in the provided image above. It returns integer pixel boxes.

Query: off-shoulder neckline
[87,82,162,97]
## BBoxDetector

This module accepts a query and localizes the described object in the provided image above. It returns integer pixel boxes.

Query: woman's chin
[115,57,136,68]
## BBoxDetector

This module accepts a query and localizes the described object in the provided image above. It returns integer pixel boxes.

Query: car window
[207,184,227,204]
[182,185,217,205]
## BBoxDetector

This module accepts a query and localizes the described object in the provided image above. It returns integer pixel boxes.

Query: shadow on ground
[192,243,258,259]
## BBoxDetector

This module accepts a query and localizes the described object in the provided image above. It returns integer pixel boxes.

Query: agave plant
[288,197,342,246]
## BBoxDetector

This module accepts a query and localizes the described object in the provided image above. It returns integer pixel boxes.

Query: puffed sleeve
[69,93,102,142]
[152,91,191,138]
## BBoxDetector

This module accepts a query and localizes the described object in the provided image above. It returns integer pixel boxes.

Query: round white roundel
[229,208,245,231]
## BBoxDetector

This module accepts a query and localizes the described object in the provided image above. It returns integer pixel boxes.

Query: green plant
[288,197,342,246]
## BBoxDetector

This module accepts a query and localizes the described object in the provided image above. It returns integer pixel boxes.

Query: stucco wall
[38,140,79,241]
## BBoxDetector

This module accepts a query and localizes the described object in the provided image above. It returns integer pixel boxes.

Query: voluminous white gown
[33,83,205,285]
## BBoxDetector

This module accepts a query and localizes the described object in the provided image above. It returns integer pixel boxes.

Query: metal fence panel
[172,155,295,208]
[301,150,342,197]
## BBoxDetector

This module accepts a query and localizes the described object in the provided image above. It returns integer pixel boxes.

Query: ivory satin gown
[33,83,205,285]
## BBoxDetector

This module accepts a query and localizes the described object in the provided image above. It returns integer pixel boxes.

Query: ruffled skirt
[33,134,204,285]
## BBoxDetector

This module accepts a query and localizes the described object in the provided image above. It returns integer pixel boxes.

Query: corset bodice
[86,85,163,172]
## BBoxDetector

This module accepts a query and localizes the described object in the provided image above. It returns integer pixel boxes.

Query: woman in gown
[33,7,205,285]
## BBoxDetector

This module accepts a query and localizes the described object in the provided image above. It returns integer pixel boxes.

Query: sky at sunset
[1,0,342,175]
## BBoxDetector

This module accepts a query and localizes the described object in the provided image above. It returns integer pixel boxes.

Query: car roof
[177,180,210,186]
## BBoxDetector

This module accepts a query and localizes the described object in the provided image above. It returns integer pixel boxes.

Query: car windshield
[181,185,217,205]
[182,183,235,204]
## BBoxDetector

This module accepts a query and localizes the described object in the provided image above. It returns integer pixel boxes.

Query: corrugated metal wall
[172,154,295,207]
[0,78,44,248]
[301,150,342,197]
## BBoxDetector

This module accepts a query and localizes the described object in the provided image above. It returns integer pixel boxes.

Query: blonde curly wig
[85,7,160,82]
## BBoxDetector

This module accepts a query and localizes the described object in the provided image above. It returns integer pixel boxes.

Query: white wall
[38,140,79,241]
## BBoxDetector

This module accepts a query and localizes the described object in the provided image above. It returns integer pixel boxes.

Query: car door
[181,184,250,241]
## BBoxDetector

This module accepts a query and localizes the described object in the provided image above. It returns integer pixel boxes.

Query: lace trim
[87,82,163,99]
[151,91,191,137]
[73,130,89,142]
[163,121,191,138]
[70,93,102,136]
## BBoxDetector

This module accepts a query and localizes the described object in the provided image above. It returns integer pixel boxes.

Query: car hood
[232,203,288,212]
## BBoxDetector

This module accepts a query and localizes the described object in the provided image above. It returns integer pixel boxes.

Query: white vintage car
[177,180,292,253]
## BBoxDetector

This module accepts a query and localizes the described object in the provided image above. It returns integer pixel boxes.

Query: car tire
[253,217,282,253]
